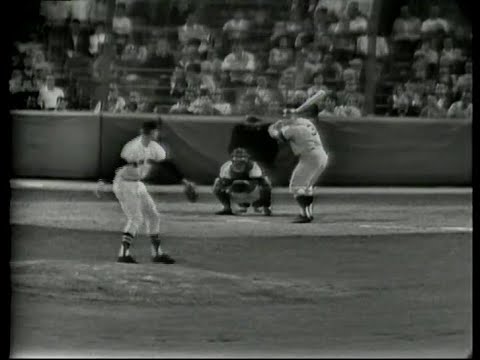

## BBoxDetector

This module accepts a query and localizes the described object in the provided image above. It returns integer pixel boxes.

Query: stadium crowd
[9,0,472,119]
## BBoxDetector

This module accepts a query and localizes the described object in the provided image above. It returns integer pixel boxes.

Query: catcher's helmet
[232,147,250,161]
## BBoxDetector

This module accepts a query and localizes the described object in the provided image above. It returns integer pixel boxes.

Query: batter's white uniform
[273,118,328,196]
[113,136,167,236]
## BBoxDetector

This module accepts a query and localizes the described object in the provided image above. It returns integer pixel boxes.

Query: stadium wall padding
[11,111,101,179]
[11,111,472,185]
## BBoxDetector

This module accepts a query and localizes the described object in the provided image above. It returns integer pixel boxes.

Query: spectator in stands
[270,21,288,43]
[201,49,223,76]
[421,5,449,38]
[169,96,191,114]
[170,67,187,97]
[218,71,236,104]
[144,38,175,71]
[124,91,139,113]
[65,19,90,59]
[168,0,195,26]
[120,34,148,66]
[286,10,307,37]
[318,92,337,116]
[321,52,342,88]
[9,70,26,109]
[31,48,51,73]
[178,38,202,70]
[40,0,70,24]
[89,0,108,24]
[307,72,329,98]
[221,42,256,85]
[112,2,132,36]
[405,80,424,115]
[438,64,455,89]
[420,94,447,118]
[315,33,333,53]
[447,90,472,119]
[346,1,368,35]
[334,93,362,117]
[104,83,126,113]
[328,14,356,61]
[414,40,439,68]
[303,43,323,84]
[294,33,314,65]
[37,75,65,110]
[89,21,107,57]
[348,58,364,85]
[453,60,472,96]
[184,63,203,96]
[112,2,132,54]
[252,74,281,114]
[439,37,464,69]
[188,85,215,115]
[199,61,218,94]
[237,89,258,114]
[338,81,364,111]
[250,8,273,43]
[223,10,251,41]
[388,83,410,116]
[268,35,295,73]
[71,0,91,23]
[434,82,452,112]
[452,24,472,59]
[312,6,330,38]
[212,90,233,115]
[178,13,210,45]
[392,5,421,43]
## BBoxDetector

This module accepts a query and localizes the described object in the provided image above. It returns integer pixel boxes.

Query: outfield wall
[11,111,472,185]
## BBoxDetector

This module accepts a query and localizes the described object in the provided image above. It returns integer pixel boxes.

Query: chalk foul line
[359,224,472,232]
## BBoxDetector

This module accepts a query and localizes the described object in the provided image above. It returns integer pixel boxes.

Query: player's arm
[217,161,234,187]
[268,120,288,142]
[141,142,191,185]
[248,162,271,187]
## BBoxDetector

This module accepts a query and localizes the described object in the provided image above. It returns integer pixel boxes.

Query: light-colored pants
[113,178,160,236]
[289,148,329,196]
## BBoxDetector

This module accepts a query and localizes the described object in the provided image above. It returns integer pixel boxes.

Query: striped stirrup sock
[150,234,164,257]
[119,232,134,257]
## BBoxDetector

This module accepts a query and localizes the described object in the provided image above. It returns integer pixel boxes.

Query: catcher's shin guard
[252,177,272,208]
[213,178,232,209]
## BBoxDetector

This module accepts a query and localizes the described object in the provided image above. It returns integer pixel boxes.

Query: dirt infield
[9,186,472,358]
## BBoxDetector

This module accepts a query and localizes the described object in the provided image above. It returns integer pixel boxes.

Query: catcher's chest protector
[230,161,254,181]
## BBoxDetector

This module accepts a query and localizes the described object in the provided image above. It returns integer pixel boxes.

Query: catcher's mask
[231,148,250,172]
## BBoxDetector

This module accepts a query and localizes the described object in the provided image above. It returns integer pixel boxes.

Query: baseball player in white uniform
[268,103,329,223]
[112,120,196,264]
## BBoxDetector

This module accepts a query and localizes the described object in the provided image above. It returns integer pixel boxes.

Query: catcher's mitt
[183,180,198,202]
[230,180,256,194]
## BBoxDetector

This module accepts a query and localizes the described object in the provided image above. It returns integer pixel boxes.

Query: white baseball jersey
[115,136,167,181]
[279,118,325,157]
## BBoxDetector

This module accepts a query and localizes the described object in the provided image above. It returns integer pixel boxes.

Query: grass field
[9,182,472,358]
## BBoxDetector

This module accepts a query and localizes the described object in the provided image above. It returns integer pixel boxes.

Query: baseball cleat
[117,255,138,264]
[263,207,272,216]
[292,215,312,223]
[152,254,176,264]
[237,203,250,213]
[215,208,234,215]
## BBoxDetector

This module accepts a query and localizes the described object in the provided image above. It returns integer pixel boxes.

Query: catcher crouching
[213,148,272,216]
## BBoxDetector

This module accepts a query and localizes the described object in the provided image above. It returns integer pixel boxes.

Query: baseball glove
[230,180,256,194]
[183,180,198,202]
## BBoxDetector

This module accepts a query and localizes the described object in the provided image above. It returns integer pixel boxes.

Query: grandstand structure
[9,0,472,118]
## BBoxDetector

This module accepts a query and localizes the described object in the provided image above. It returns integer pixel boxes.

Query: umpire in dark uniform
[228,115,279,176]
